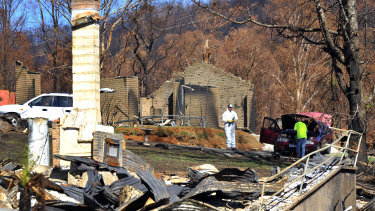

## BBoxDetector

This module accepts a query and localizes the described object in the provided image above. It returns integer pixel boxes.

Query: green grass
[0,139,28,163]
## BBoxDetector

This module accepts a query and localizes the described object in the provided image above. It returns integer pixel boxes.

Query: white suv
[0,93,73,127]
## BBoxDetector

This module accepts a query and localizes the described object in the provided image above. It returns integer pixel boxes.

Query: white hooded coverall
[222,109,238,148]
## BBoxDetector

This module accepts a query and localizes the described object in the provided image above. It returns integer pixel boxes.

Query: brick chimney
[72,0,101,127]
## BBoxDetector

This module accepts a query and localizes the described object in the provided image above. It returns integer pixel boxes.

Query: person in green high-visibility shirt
[294,117,308,157]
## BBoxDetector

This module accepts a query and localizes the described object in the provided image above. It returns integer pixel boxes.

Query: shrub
[180,131,191,137]
[202,130,209,140]
[155,128,168,137]
[165,128,174,136]
[20,146,37,187]
[196,129,209,141]
[217,132,226,138]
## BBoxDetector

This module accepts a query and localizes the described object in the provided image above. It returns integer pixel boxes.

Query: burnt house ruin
[142,63,256,131]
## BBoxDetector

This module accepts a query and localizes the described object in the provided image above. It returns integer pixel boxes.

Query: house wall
[15,61,41,104]
[182,63,254,129]
[149,62,256,130]
[100,76,139,125]
[147,79,174,116]
[140,97,153,116]
[247,90,256,132]
[183,85,219,128]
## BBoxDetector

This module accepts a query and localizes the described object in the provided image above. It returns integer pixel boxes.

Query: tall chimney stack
[71,0,101,127]
[57,0,103,167]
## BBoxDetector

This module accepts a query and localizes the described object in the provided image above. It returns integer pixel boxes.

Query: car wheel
[274,143,283,157]
[5,114,19,128]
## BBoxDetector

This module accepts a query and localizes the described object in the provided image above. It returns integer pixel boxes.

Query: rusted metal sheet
[286,166,357,211]
[104,138,121,167]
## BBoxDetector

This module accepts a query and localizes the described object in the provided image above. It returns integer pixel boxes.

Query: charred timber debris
[0,149,373,210]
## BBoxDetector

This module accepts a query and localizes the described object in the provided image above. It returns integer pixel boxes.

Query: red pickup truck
[260,113,332,155]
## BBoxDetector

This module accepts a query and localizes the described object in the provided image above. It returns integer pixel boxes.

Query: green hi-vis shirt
[294,121,307,139]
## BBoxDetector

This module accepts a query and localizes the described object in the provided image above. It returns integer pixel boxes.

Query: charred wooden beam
[59,184,85,203]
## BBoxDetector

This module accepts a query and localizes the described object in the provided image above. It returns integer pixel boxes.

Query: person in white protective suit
[222,104,238,150]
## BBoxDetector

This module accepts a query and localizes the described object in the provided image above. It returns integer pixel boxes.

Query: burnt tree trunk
[342,0,368,167]
[347,59,367,165]
[317,0,368,168]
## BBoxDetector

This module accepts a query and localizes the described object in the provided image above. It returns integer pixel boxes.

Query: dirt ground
[0,132,28,162]
[117,126,264,151]
[125,143,282,178]
[118,126,274,177]
[0,127,270,177]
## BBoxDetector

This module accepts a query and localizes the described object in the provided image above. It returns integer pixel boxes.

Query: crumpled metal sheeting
[182,176,281,200]
[123,150,154,173]
[55,155,129,175]
[58,185,85,203]
[362,196,375,211]
[167,184,190,198]
[55,155,100,167]
[212,168,259,183]
[69,162,96,176]
[44,201,93,211]
[55,155,130,179]
[6,184,18,208]
[160,198,220,211]
[103,175,148,205]
[166,184,190,204]
[137,170,170,203]
[0,160,17,171]
[187,164,219,187]
[187,170,208,186]
[83,170,113,210]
